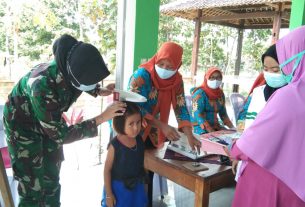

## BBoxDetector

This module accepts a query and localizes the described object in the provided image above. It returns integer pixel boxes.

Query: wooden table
[144,144,235,207]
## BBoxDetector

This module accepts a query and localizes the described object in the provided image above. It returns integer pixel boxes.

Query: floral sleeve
[173,81,192,129]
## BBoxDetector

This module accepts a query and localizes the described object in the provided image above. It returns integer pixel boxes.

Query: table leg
[0,152,14,207]
[194,178,210,207]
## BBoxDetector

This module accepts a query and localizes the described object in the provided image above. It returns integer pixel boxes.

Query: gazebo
[160,0,291,91]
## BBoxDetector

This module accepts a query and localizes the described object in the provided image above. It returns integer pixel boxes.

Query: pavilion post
[233,24,244,93]
[271,3,282,44]
[191,9,202,85]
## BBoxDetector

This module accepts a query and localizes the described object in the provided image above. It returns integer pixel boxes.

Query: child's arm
[104,145,116,207]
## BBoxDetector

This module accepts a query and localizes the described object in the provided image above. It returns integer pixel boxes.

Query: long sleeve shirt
[190,88,232,134]
[128,68,191,146]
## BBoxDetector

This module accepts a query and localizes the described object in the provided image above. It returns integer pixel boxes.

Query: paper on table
[199,130,241,156]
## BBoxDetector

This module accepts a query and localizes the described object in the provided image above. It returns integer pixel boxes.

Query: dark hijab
[53,34,110,89]
[261,44,280,101]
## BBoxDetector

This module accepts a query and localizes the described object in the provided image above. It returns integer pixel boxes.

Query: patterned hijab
[237,26,305,202]
[192,67,223,100]
[140,42,183,145]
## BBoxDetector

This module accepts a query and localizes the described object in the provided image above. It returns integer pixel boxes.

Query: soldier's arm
[29,80,98,145]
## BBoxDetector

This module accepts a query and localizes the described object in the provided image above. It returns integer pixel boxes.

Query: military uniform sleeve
[29,79,98,145]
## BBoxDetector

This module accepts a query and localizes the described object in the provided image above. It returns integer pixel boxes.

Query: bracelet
[106,196,112,199]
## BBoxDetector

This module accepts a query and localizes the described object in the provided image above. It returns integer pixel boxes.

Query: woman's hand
[182,126,201,153]
[160,124,180,141]
[105,194,116,207]
[98,83,115,96]
[95,102,126,125]
[187,135,202,154]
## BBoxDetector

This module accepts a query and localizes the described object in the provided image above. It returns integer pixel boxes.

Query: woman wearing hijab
[128,42,201,207]
[234,44,287,181]
[190,67,234,135]
[2,34,126,206]
[237,44,287,131]
[230,26,305,206]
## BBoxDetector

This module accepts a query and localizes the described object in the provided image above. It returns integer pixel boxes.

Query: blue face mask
[263,71,287,88]
[155,65,177,79]
[279,50,305,83]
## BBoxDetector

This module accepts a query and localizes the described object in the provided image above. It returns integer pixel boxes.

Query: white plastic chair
[229,93,246,125]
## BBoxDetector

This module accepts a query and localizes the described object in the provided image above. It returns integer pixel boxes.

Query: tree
[242,29,271,72]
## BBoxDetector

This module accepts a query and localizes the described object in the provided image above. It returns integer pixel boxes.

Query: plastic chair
[185,95,192,114]
[229,93,246,125]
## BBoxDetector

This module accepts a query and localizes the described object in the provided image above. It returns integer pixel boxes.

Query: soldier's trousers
[4,124,64,207]
[11,144,63,207]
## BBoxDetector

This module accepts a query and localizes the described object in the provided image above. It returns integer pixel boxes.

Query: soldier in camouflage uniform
[2,34,126,207]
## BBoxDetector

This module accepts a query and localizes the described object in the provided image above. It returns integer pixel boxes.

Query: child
[101,101,147,207]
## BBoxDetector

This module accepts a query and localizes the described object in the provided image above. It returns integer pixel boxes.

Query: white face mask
[72,83,97,91]
[207,80,222,89]
[67,61,97,91]
[263,71,287,88]
[155,64,177,79]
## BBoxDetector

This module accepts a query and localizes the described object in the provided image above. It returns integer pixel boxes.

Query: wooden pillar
[233,25,244,93]
[191,10,202,85]
[271,3,282,44]
[0,152,14,207]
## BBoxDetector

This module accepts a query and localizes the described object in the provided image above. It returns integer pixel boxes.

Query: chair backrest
[229,93,246,124]
[0,103,11,168]
[0,104,4,131]
[185,95,192,114]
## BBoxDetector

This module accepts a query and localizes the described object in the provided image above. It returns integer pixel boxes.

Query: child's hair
[113,101,142,135]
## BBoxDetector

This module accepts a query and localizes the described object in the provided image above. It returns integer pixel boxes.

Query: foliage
[0,0,117,71]
[159,0,271,75]
[0,0,272,76]
[242,29,272,71]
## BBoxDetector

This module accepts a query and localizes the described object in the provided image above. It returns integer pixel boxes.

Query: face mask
[263,71,287,88]
[72,83,97,91]
[207,80,222,89]
[279,50,305,83]
[67,61,97,91]
[155,65,177,79]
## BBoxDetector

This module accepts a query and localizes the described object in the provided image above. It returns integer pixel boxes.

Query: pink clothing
[237,26,305,202]
[231,144,305,207]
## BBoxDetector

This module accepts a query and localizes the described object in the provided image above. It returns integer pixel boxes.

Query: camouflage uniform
[3,61,99,207]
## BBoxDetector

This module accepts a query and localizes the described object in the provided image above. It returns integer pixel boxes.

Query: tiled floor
[59,135,235,207]
[152,179,235,207]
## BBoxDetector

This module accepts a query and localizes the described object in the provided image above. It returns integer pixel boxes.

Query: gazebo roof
[160,0,291,29]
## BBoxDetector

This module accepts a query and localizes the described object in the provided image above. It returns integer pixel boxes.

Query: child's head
[113,101,142,137]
